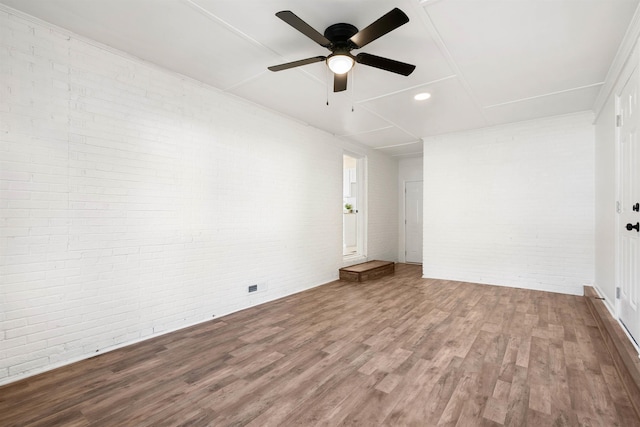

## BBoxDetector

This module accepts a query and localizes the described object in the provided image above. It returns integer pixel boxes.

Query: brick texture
[422,113,595,295]
[0,10,398,384]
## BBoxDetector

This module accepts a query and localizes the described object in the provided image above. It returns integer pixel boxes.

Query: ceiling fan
[268,8,416,92]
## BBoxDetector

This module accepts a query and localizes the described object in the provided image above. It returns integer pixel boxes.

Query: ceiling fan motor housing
[324,23,359,49]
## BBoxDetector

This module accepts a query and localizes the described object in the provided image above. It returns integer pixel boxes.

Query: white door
[405,181,423,264]
[618,66,640,344]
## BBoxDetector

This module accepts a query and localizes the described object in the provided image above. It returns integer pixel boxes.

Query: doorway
[405,181,423,264]
[343,153,366,258]
[617,64,640,346]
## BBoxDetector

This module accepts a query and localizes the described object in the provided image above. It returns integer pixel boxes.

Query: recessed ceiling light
[414,92,431,101]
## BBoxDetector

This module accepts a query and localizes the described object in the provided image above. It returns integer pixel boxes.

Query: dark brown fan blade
[268,56,326,72]
[349,8,409,49]
[355,53,415,76]
[276,11,332,48]
[334,73,348,92]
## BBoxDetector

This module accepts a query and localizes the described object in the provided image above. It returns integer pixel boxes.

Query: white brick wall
[366,155,399,261]
[422,112,595,295]
[0,10,398,384]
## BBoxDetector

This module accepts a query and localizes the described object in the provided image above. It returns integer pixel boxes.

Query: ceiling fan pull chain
[326,65,330,106]
[351,67,355,112]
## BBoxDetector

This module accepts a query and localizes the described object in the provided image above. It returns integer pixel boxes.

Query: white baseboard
[421,275,583,296]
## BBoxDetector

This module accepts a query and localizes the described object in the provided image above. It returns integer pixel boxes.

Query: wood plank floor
[1,264,639,426]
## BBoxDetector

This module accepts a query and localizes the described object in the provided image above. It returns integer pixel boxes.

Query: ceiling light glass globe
[328,55,354,74]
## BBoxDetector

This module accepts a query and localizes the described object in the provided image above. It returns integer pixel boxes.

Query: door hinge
[616,114,623,127]
[616,287,621,299]
[617,201,622,213]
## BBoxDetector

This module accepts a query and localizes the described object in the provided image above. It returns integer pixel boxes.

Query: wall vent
[248,284,258,293]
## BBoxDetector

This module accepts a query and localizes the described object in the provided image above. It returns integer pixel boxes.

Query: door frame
[343,150,367,262]
[614,46,640,351]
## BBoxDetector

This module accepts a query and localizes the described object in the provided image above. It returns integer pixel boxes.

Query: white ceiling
[1,0,638,157]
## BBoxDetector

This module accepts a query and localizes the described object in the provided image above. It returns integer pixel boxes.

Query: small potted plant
[344,203,353,213]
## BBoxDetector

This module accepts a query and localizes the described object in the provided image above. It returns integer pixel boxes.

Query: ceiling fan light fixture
[270,9,415,92]
[327,54,354,74]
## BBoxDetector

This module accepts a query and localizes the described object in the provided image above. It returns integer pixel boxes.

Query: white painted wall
[422,113,595,295]
[594,95,618,307]
[397,157,423,262]
[0,10,398,384]
[367,155,399,262]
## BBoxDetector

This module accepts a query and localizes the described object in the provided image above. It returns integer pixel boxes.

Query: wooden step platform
[339,260,395,282]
